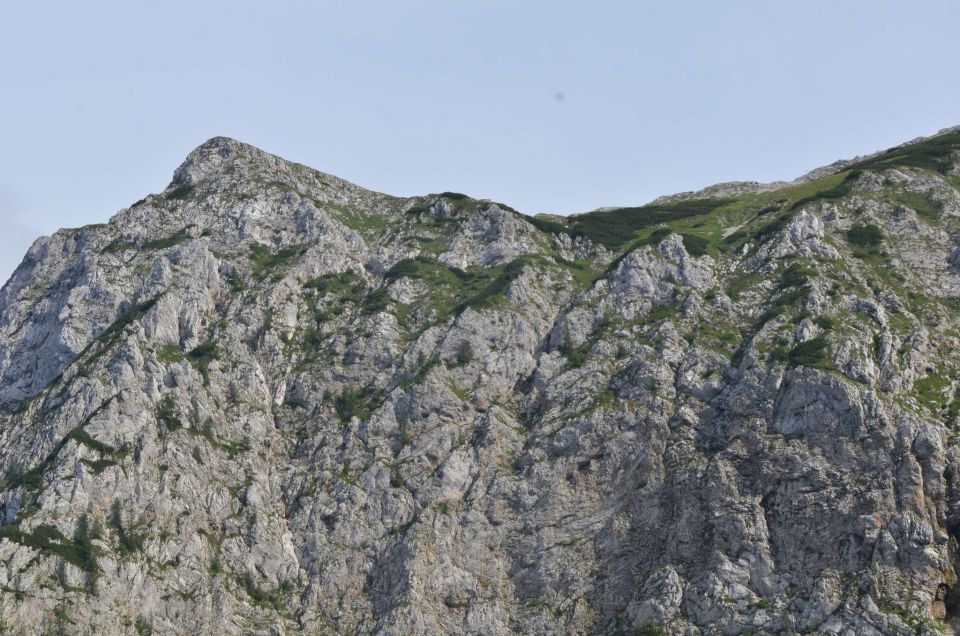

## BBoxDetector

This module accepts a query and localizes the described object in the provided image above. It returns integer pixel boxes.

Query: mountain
[1,128,960,634]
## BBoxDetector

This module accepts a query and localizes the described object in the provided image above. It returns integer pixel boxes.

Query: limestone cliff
[2,129,960,634]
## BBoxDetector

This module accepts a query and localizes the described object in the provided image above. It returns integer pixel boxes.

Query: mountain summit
[2,128,960,634]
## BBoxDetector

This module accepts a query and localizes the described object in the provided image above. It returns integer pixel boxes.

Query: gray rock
[2,128,960,634]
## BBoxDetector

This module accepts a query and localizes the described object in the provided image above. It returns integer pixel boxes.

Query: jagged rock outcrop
[2,129,960,634]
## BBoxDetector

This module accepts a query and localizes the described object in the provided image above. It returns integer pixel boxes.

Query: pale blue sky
[2,1,958,283]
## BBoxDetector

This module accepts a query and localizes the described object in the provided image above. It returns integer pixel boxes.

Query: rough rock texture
[3,130,960,634]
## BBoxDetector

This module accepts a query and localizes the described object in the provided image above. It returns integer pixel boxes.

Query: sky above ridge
[2,0,959,283]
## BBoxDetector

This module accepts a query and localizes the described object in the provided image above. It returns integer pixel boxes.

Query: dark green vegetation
[383,255,533,324]
[250,244,308,281]
[788,336,831,369]
[335,387,382,423]
[677,233,709,256]
[98,185,200,254]
[302,271,367,337]
[91,297,162,352]
[187,419,251,459]
[109,501,147,556]
[847,223,885,260]
[634,228,709,256]
[166,184,197,201]
[0,515,99,585]
[188,342,218,382]
[523,172,853,260]
[5,397,122,491]
[751,213,793,243]
[716,256,839,371]
[847,223,884,249]
[455,340,474,365]
[778,262,815,290]
[529,198,733,250]
[519,129,959,264]
[786,170,860,211]
[273,129,958,392]
[238,574,294,611]
[156,396,183,433]
[142,227,193,251]
[846,128,960,174]
[896,191,942,222]
[305,271,364,295]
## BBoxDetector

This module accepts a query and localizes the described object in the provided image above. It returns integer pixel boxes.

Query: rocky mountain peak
[2,127,960,634]
[171,136,269,186]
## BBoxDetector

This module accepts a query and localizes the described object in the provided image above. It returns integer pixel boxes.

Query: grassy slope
[521,128,960,258]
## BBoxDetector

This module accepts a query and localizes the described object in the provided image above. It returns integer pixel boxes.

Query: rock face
[2,131,960,634]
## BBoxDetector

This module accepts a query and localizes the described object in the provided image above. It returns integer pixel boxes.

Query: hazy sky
[2,1,959,284]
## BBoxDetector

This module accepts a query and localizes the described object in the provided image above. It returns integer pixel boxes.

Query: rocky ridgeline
[1,130,960,634]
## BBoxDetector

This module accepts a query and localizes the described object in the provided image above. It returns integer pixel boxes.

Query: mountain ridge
[21,124,959,258]
[1,125,960,634]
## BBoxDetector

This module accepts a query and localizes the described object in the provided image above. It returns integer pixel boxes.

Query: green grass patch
[68,428,116,455]
[753,213,795,243]
[914,371,952,413]
[226,270,245,293]
[109,500,147,556]
[383,255,533,323]
[455,340,474,365]
[335,387,382,422]
[727,273,763,301]
[754,305,785,329]
[156,344,183,364]
[143,227,192,251]
[559,198,734,250]
[237,574,294,611]
[847,223,884,248]
[166,184,196,201]
[554,257,602,289]
[897,191,943,221]
[361,287,391,315]
[250,244,308,280]
[104,226,194,254]
[647,301,681,323]
[81,458,118,474]
[0,515,99,582]
[304,271,364,295]
[156,396,183,434]
[5,396,121,490]
[464,258,530,310]
[847,223,885,259]
[786,171,859,211]
[679,233,709,256]
[187,419,251,458]
[846,129,960,174]
[788,336,831,369]
[527,198,734,251]
[633,228,710,256]
[778,262,815,290]
[187,342,217,381]
[400,355,441,390]
[334,206,391,235]
[813,315,835,330]
[773,287,807,308]
[94,296,161,348]
[557,337,591,369]
[526,215,568,236]
[635,625,669,636]
[303,325,324,351]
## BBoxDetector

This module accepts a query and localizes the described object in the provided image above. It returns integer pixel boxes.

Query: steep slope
[1,129,960,634]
